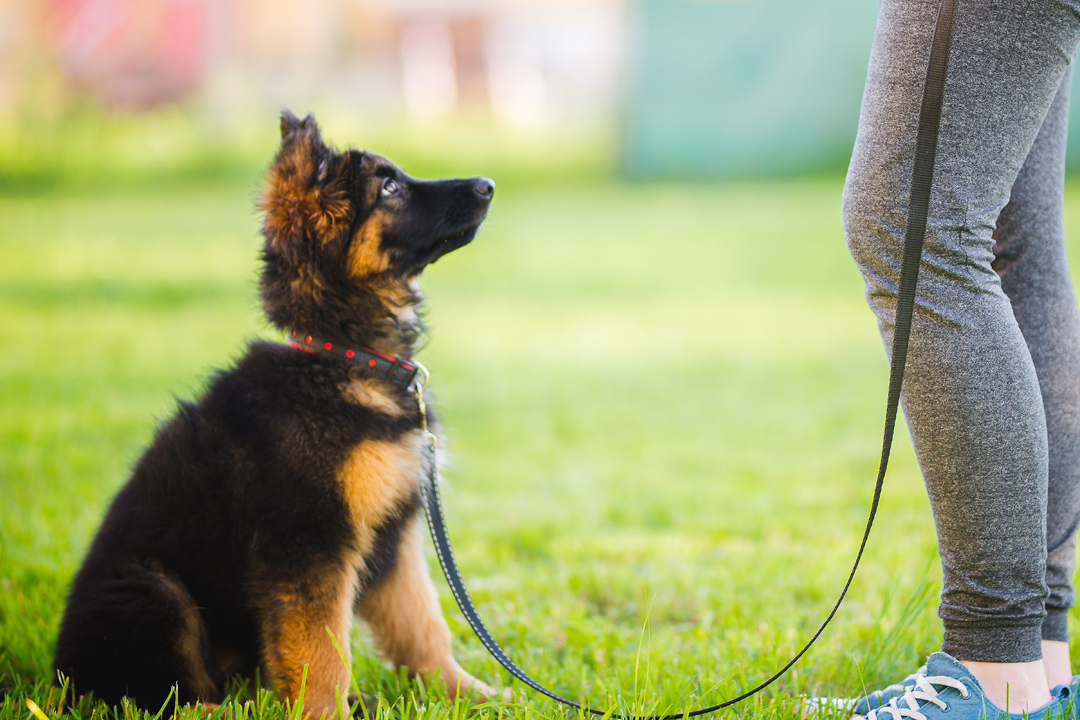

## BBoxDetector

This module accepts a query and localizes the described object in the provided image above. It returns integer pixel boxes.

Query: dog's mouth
[420,221,483,267]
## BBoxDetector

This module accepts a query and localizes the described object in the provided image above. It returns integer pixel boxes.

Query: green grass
[0,108,615,196]
[5,176,1080,720]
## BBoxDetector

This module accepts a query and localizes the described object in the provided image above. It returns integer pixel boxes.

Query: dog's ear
[261,111,350,254]
[280,109,302,138]
[279,110,321,146]
[271,110,323,178]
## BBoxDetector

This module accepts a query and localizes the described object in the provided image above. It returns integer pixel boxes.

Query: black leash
[418,1,958,714]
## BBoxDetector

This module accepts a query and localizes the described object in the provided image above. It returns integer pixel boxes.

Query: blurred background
[16,0,1080,189]
[8,1,1080,715]
[9,0,1080,187]
[8,0,1080,186]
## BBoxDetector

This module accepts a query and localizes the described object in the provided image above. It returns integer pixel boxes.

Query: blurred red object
[49,0,206,108]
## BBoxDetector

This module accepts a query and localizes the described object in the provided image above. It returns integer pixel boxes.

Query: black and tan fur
[54,111,498,716]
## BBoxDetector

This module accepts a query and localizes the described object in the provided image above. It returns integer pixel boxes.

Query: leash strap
[420,1,958,714]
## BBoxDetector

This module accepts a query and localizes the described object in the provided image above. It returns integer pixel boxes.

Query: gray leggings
[844,0,1080,663]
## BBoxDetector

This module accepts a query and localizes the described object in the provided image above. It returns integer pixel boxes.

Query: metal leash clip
[411,360,437,448]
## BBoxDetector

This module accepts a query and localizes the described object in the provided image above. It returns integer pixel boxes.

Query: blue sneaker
[854,651,1077,720]
[798,664,927,717]
[852,664,928,715]
[1051,678,1080,718]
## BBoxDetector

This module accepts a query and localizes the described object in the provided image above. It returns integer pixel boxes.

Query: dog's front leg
[256,563,357,719]
[357,515,502,701]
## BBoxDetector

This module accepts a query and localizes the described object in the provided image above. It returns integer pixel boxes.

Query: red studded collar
[288,330,424,388]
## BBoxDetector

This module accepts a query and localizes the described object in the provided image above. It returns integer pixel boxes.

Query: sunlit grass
[4,177,1080,718]
[0,108,615,195]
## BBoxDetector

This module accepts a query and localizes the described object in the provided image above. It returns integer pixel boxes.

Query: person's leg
[992,63,1080,691]
[843,0,1080,711]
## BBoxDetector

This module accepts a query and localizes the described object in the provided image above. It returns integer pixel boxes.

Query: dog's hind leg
[54,561,220,709]
[356,516,501,701]
[254,560,356,719]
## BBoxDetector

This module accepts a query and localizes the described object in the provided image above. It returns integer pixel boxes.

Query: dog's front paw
[468,680,502,702]
[482,684,521,704]
[453,674,520,705]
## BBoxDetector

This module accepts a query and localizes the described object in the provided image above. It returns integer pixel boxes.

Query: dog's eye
[380,179,399,197]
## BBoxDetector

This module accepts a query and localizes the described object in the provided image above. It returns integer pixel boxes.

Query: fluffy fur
[54,111,498,716]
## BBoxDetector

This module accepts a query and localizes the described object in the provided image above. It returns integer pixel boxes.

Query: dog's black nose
[473,178,495,199]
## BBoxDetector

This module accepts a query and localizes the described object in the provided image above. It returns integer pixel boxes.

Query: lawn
[3,173,1078,719]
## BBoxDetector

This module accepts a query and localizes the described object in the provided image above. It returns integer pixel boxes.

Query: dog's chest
[337,430,425,554]
[339,377,407,418]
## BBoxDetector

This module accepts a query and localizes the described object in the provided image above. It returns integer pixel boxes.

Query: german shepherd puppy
[54,111,499,715]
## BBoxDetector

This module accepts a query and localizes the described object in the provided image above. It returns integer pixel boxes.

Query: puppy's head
[259,111,493,337]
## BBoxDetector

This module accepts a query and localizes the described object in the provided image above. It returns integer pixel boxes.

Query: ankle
[960,658,1052,713]
[1042,639,1073,688]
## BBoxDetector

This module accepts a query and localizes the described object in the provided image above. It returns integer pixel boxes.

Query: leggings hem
[942,623,1043,663]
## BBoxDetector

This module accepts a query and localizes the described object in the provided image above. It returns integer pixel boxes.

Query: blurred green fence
[623,0,1080,179]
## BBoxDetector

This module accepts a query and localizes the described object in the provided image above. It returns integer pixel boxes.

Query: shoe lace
[858,674,970,720]
[862,666,927,705]
[875,679,915,697]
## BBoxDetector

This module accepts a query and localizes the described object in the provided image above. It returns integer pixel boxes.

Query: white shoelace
[873,678,917,698]
[856,673,970,720]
